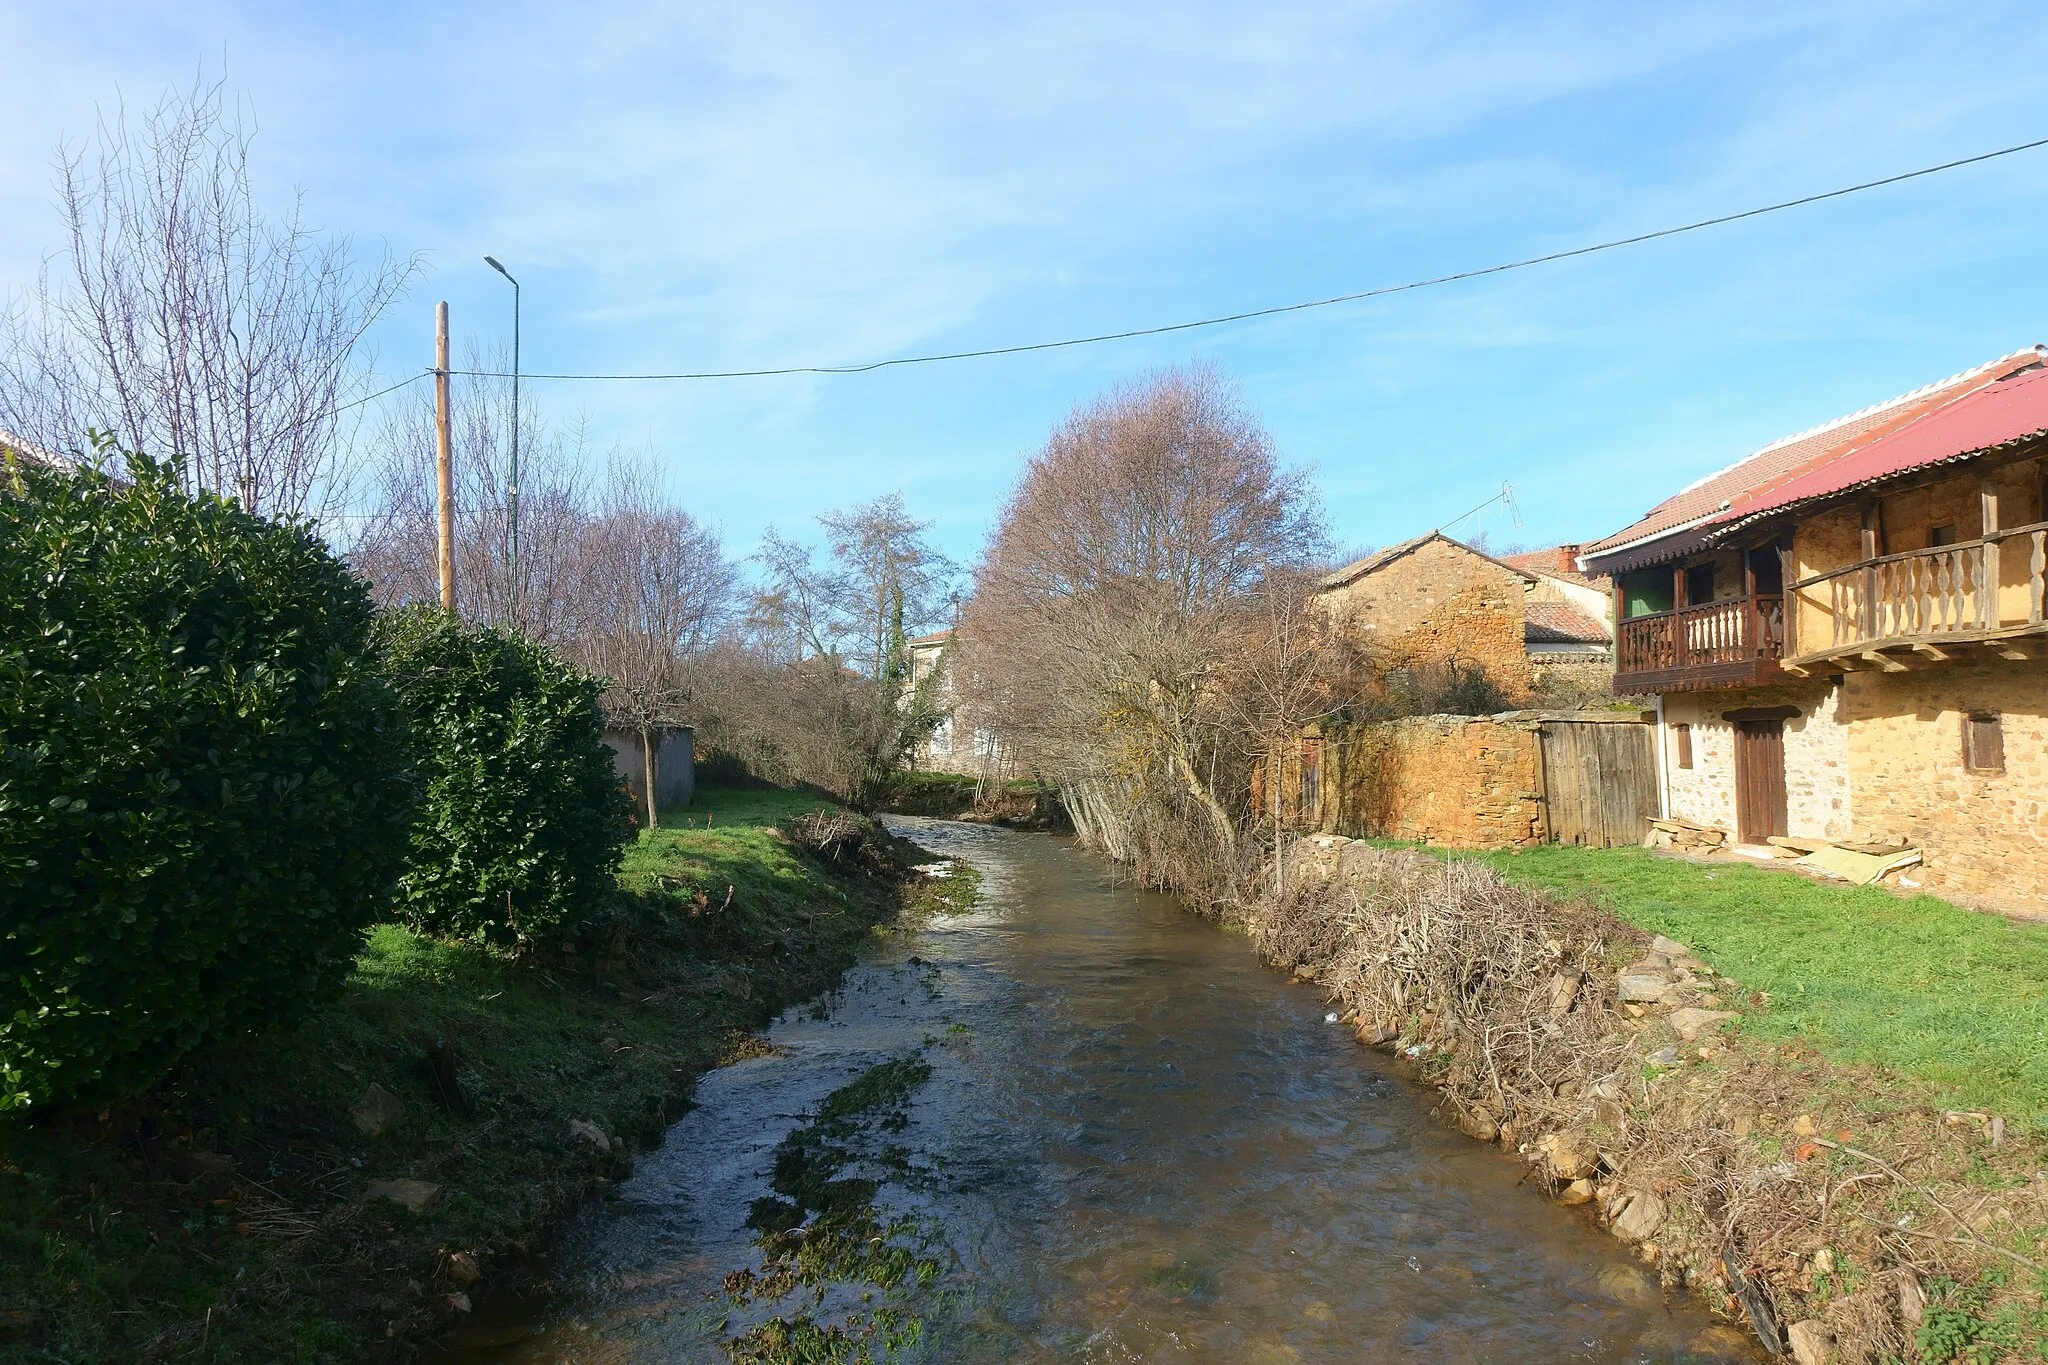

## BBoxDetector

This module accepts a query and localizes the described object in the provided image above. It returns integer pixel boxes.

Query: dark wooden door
[1538,720,1658,848]
[1734,720,1788,844]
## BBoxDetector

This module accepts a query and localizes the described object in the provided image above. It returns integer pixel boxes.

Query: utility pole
[484,257,521,623]
[435,301,455,613]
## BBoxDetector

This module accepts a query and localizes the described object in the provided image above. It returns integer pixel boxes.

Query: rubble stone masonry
[1318,715,1545,849]
[1659,682,1851,842]
[1840,661,2048,915]
[1317,536,1532,697]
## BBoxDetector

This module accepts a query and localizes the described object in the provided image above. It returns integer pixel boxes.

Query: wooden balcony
[1615,594,1786,693]
[1784,520,2048,673]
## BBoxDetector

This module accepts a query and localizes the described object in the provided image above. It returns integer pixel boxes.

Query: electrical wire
[446,135,2048,384]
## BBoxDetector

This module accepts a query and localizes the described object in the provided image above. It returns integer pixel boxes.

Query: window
[1929,523,1957,549]
[1964,713,2005,774]
[1672,723,1693,770]
[1685,563,1716,606]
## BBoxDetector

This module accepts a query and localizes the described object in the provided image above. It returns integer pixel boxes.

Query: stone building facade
[1839,664,2048,913]
[1315,532,1613,702]
[1657,682,1851,841]
[1584,345,2048,917]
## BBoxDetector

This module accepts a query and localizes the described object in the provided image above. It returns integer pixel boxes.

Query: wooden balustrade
[1615,595,1785,689]
[1786,519,2048,664]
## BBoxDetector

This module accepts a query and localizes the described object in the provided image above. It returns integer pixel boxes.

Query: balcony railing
[1615,595,1785,691]
[1786,520,2048,666]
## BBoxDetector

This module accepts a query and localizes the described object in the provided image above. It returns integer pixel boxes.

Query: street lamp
[483,255,521,620]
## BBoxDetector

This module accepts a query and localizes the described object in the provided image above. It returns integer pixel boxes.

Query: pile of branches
[1247,843,2048,1364]
[783,810,876,866]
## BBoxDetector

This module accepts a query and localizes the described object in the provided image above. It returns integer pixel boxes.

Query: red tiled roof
[1717,361,2048,531]
[908,629,954,646]
[1582,348,2046,563]
[1502,546,1604,587]
[1525,601,1610,645]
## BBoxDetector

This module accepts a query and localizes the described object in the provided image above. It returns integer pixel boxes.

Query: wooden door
[1538,720,1658,848]
[1734,720,1788,844]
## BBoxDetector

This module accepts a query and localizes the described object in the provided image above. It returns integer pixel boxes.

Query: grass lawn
[0,785,942,1363]
[1455,844,2048,1122]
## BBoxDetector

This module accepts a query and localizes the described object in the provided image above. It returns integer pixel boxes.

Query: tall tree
[819,492,952,680]
[347,350,599,646]
[0,78,418,522]
[572,458,736,827]
[963,364,1328,901]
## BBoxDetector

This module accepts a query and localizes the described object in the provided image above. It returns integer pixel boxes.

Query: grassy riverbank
[1457,845,2048,1121]
[1270,838,2048,1362]
[0,786,953,1364]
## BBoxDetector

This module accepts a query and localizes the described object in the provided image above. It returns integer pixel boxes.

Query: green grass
[1454,844,2048,1120]
[0,786,936,1363]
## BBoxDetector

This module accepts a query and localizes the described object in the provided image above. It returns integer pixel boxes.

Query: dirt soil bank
[0,809,964,1364]
[1244,836,2048,1365]
[876,772,1071,831]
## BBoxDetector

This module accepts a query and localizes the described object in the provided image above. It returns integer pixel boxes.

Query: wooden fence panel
[1538,719,1656,848]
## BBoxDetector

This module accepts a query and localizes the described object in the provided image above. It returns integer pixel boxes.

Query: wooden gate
[1538,718,1657,848]
[1734,720,1789,844]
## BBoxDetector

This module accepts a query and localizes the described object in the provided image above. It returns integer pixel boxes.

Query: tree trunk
[640,727,660,829]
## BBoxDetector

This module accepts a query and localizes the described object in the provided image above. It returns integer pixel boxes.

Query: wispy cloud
[2,1,2045,557]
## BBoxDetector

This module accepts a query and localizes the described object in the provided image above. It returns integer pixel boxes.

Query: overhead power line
[445,134,2048,384]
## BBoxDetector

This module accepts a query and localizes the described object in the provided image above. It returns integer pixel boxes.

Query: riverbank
[0,787,965,1364]
[1249,836,2048,1364]
[877,771,1070,830]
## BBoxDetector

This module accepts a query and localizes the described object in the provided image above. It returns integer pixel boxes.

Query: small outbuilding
[603,726,695,820]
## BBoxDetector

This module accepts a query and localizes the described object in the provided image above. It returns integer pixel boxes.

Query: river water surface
[458,817,1758,1364]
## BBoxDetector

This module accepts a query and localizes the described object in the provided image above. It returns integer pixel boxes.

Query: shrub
[380,609,631,943]
[0,449,413,1112]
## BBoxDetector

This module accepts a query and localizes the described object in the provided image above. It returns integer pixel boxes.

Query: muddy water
[456,818,1759,1364]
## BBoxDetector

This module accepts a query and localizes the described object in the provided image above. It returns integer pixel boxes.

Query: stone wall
[1318,537,1532,697]
[1840,661,2048,915]
[1316,714,1546,849]
[1657,681,1850,841]
[1531,652,1619,706]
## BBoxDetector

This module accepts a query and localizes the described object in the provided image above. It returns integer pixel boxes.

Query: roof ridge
[1650,346,2043,508]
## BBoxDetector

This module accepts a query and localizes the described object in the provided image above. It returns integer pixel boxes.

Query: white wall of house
[1530,571,1612,627]
[1659,683,1852,842]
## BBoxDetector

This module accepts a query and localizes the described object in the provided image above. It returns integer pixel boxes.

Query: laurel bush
[379,609,631,944]
[0,450,413,1112]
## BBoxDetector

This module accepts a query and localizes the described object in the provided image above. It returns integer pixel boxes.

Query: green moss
[724,1057,943,1363]
[0,786,943,1363]
[1452,844,2048,1121]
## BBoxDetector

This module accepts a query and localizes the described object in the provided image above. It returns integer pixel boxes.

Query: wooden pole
[1981,472,2001,630]
[434,301,455,613]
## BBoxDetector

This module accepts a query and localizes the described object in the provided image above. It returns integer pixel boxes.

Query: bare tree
[963,364,1328,902]
[347,348,599,645]
[572,457,737,827]
[819,492,953,679]
[0,77,419,522]
[692,494,954,808]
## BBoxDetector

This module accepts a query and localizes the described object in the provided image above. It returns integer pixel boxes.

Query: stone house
[1581,345,2048,914]
[1315,532,1614,702]
[905,629,1007,778]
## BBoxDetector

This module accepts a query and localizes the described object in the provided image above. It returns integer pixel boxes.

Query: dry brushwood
[1244,842,2048,1364]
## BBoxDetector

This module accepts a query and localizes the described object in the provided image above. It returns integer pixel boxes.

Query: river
[449,816,1758,1363]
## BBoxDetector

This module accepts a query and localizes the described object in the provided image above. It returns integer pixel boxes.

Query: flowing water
[450,818,1760,1364]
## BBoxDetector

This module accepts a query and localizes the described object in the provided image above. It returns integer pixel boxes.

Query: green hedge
[0,451,414,1112]
[380,609,631,943]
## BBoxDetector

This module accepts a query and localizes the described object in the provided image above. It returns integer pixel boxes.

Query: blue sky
[3,2,2046,568]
